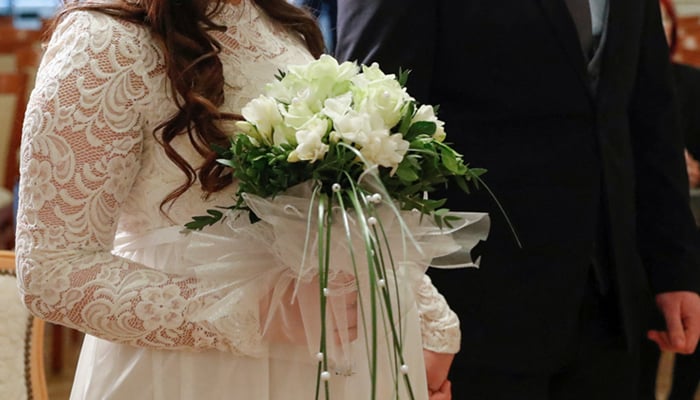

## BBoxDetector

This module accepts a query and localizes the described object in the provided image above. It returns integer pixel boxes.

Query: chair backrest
[0,250,48,400]
[0,25,44,55]
[0,72,28,190]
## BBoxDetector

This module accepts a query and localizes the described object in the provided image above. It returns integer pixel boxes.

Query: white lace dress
[15,2,460,399]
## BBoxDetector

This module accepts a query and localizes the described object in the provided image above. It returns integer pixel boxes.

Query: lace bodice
[16,1,459,356]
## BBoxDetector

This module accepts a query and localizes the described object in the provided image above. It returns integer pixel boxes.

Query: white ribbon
[182,181,489,371]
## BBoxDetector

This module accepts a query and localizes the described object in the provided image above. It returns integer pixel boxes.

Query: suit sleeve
[334,0,437,103]
[630,0,700,294]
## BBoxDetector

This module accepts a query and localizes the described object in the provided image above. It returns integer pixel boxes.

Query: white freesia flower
[266,79,293,104]
[360,130,410,174]
[241,95,283,145]
[412,104,446,142]
[288,116,330,163]
[322,92,353,122]
[235,121,263,145]
[330,109,374,147]
[272,121,296,146]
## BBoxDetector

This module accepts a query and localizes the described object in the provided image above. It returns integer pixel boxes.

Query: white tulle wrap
[183,182,488,377]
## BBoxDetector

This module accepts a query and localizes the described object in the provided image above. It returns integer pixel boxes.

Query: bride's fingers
[262,274,360,346]
[331,302,358,341]
[428,380,451,400]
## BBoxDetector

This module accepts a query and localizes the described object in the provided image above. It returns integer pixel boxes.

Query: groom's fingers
[663,308,687,350]
[647,330,673,351]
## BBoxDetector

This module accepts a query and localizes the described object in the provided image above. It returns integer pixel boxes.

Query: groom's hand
[648,291,700,354]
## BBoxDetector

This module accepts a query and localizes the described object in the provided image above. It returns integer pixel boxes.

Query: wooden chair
[0,71,28,190]
[0,250,48,400]
[0,25,44,54]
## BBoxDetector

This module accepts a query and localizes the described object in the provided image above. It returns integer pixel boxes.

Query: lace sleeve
[416,274,460,354]
[15,11,263,356]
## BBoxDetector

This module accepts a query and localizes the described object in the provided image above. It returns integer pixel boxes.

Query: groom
[336,0,700,398]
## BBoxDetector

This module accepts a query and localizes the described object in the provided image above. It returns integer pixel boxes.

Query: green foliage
[184,209,225,231]
[397,68,411,88]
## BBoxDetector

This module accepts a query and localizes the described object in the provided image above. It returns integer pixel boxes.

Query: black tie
[564,0,593,57]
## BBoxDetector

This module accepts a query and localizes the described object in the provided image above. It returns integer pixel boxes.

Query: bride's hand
[428,379,451,400]
[424,349,454,396]
[260,275,358,345]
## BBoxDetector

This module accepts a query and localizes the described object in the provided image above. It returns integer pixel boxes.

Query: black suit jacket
[336,0,700,375]
[673,62,700,159]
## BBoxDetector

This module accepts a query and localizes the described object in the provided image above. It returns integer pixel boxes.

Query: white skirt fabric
[69,228,429,400]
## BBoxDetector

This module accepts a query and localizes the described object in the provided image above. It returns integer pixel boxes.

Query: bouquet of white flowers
[186,55,491,400]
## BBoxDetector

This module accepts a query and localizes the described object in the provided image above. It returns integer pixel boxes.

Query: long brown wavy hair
[50,0,324,211]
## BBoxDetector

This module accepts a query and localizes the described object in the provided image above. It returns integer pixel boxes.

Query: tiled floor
[46,324,698,400]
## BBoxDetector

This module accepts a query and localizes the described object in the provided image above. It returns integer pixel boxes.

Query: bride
[15,0,458,398]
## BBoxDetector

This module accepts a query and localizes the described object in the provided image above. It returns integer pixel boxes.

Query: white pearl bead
[323,288,329,296]
[400,364,409,374]
[371,193,382,203]
[316,352,324,361]
[367,217,377,226]
[332,183,341,192]
[320,371,331,381]
[377,279,386,287]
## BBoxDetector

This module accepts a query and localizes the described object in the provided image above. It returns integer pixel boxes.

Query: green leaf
[397,101,416,134]
[210,142,231,158]
[455,176,472,194]
[406,121,436,140]
[441,148,462,173]
[422,198,447,210]
[468,167,488,178]
[217,158,236,168]
[397,68,411,87]
[184,209,225,230]
[395,162,420,182]
[433,208,460,229]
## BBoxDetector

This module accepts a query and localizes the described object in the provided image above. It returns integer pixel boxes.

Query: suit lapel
[535,0,592,95]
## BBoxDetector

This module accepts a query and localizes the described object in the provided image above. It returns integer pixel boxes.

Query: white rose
[282,55,360,113]
[294,54,359,84]
[411,104,446,142]
[357,84,407,129]
[241,95,283,145]
[282,94,317,129]
[358,62,392,83]
[353,64,412,129]
[288,117,330,163]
